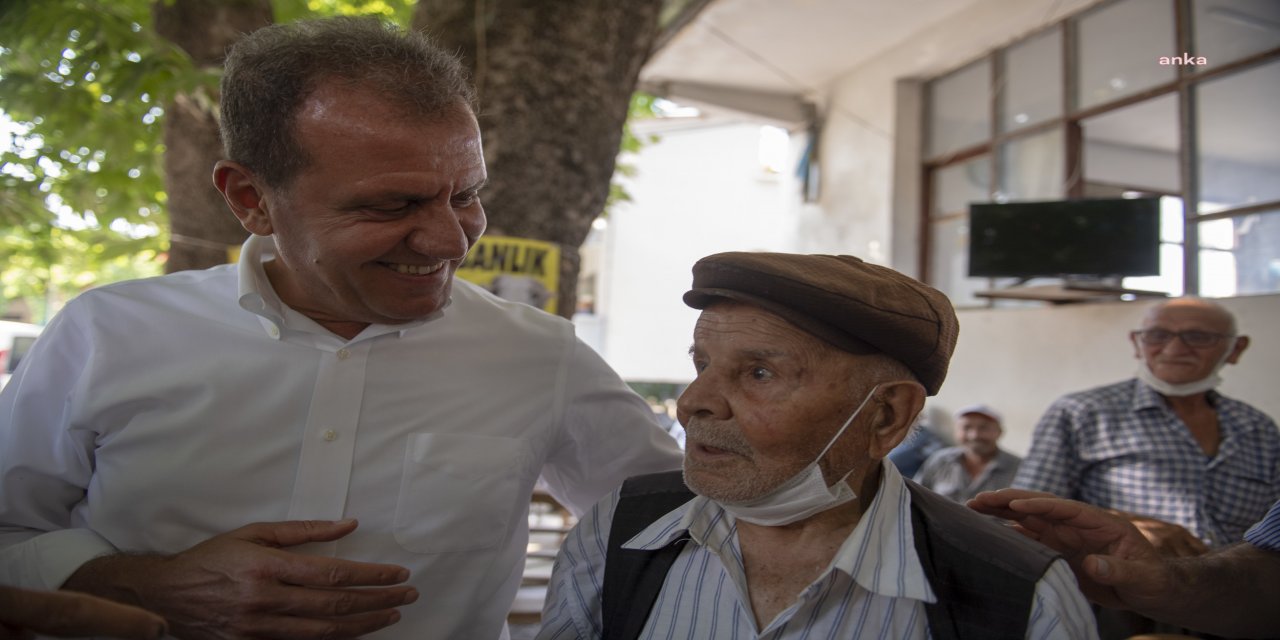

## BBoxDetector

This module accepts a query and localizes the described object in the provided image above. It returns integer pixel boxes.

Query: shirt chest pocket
[393,433,534,554]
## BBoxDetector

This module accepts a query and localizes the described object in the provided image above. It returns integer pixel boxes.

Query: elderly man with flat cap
[537,252,1097,640]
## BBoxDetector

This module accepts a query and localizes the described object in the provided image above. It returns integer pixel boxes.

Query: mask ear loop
[1214,336,1238,369]
[809,383,881,483]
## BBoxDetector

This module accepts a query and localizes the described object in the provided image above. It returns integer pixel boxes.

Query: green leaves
[0,0,182,315]
[0,0,197,230]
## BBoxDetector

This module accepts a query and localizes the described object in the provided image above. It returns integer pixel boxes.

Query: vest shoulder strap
[906,479,1059,640]
[601,471,694,640]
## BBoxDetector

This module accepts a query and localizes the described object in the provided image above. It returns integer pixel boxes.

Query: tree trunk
[413,0,664,317]
[153,0,272,273]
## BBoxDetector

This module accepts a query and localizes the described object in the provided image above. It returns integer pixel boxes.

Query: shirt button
[337,348,351,360]
[268,325,280,339]
[321,429,337,442]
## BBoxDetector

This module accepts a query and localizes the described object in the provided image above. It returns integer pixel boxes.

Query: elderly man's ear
[867,381,927,458]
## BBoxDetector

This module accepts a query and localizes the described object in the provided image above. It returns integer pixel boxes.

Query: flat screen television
[967,197,1161,279]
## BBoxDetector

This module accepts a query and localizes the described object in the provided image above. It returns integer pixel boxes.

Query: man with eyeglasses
[1012,297,1280,638]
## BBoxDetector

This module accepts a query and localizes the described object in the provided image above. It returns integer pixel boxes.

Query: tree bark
[153,0,272,273]
[413,0,664,317]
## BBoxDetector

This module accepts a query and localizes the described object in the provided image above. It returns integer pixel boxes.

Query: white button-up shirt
[0,235,682,639]
[539,460,1098,639]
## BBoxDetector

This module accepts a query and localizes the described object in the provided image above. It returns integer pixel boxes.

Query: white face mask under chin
[715,384,880,527]
[1135,345,1234,397]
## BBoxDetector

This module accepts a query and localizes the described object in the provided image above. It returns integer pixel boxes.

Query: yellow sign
[456,236,560,314]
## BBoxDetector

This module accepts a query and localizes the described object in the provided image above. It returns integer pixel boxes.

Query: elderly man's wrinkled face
[257,82,488,331]
[1131,301,1244,385]
[677,301,872,504]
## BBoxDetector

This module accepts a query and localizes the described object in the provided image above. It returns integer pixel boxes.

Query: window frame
[919,0,1280,303]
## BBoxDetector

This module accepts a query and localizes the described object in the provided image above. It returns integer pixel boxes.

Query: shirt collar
[234,235,446,343]
[622,458,936,603]
[236,235,287,339]
[1132,376,1221,411]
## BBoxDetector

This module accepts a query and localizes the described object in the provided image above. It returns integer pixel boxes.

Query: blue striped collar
[621,459,936,604]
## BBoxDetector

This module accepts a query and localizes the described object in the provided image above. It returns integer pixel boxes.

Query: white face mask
[717,384,880,527]
[1135,342,1235,397]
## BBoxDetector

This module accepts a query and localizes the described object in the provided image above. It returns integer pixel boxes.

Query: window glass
[1000,27,1062,132]
[1199,210,1280,297]
[1197,61,1280,213]
[1082,94,1180,197]
[1122,196,1185,295]
[1193,0,1280,70]
[931,156,991,218]
[996,128,1064,201]
[928,157,990,306]
[1076,0,1176,110]
[928,59,991,157]
[929,217,987,307]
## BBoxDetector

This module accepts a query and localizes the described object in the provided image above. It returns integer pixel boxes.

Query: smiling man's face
[251,81,488,335]
[1132,301,1243,385]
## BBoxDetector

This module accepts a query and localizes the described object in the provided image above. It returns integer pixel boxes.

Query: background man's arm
[970,489,1280,638]
[1132,542,1280,638]
[0,586,167,639]
[1104,508,1208,557]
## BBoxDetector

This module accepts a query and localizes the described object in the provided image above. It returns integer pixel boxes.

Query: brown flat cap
[683,252,959,395]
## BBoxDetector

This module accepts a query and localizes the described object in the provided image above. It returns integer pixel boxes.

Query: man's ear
[213,160,273,236]
[868,380,926,459]
[1225,335,1250,365]
[1129,331,1144,359]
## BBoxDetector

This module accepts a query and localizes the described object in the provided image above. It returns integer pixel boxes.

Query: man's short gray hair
[219,16,477,189]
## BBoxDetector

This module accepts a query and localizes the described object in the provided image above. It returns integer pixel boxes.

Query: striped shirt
[1244,499,1280,552]
[1014,379,1280,547]
[538,460,1097,639]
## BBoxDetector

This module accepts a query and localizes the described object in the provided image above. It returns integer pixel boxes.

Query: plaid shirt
[1014,379,1280,547]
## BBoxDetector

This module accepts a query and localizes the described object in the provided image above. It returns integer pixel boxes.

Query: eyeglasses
[1132,329,1234,348]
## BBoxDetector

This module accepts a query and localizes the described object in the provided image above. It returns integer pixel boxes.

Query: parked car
[0,320,43,390]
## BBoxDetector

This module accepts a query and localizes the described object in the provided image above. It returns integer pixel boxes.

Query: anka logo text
[1159,53,1208,65]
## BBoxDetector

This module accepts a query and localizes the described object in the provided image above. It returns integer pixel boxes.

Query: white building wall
[582,0,1280,448]
[581,120,803,382]
[812,0,1278,449]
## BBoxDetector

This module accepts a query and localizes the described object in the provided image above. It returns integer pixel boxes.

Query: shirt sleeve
[536,489,618,640]
[1244,500,1280,552]
[1024,558,1099,639]
[0,301,118,589]
[1013,399,1084,498]
[538,337,682,516]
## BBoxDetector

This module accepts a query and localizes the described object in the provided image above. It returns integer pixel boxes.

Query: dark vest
[601,470,1058,640]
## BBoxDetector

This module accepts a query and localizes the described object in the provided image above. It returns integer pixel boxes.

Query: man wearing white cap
[915,404,1022,503]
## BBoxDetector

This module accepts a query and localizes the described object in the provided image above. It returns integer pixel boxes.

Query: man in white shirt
[539,252,1097,640]
[0,17,681,640]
